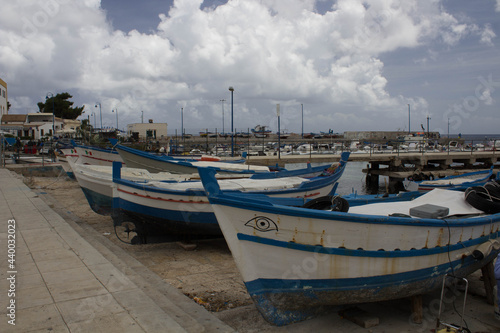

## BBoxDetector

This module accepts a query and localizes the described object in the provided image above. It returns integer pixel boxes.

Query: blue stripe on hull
[243,252,496,326]
[81,187,112,215]
[237,232,499,258]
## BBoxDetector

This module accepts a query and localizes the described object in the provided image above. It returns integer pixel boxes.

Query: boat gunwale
[112,173,338,197]
[208,192,500,227]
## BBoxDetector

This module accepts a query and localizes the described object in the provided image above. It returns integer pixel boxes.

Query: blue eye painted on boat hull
[245,216,278,232]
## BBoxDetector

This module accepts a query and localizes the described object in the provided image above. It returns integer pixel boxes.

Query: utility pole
[301,103,304,139]
[277,104,280,160]
[408,104,410,134]
[426,115,431,138]
[229,87,234,157]
[220,99,226,135]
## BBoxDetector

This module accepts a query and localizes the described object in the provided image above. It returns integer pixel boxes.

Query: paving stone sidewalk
[0,168,234,332]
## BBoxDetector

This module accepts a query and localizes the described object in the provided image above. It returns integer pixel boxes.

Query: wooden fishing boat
[67,158,191,215]
[111,153,350,242]
[115,144,272,174]
[404,167,496,192]
[69,150,350,216]
[199,168,500,326]
[65,143,124,166]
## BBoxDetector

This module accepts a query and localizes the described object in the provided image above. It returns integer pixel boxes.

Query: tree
[7,101,11,110]
[37,92,84,120]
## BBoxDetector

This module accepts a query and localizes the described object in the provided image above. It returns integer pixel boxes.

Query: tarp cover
[348,189,483,217]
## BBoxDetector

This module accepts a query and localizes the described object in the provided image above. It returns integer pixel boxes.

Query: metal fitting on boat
[471,239,500,260]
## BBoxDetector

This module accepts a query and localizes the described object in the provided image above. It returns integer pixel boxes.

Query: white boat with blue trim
[115,144,272,174]
[199,168,500,326]
[66,157,192,215]
[404,167,497,192]
[64,143,124,166]
[111,153,350,242]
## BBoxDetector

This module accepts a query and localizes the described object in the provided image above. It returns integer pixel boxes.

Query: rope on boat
[465,181,500,214]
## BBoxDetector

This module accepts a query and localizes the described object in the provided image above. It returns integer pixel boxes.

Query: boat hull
[69,162,192,216]
[73,165,114,214]
[116,144,270,175]
[116,146,186,173]
[203,183,500,326]
[73,145,123,166]
[238,233,496,325]
[112,175,339,232]
[112,153,349,237]
[405,168,495,192]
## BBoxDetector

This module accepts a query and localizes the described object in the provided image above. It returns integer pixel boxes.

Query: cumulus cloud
[0,0,496,132]
[480,24,496,45]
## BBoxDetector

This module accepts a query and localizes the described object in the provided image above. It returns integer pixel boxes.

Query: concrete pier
[241,150,499,167]
[242,150,500,192]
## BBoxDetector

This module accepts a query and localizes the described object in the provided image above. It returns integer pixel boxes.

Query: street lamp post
[229,87,234,157]
[220,99,226,135]
[95,103,102,130]
[181,107,184,142]
[301,103,304,139]
[408,104,410,134]
[46,92,55,138]
[277,104,280,160]
[426,115,431,138]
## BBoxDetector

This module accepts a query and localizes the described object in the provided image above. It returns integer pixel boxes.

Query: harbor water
[286,161,389,196]
[286,134,500,196]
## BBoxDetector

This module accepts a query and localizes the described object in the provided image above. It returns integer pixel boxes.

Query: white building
[0,78,7,116]
[26,113,66,139]
[0,114,26,137]
[127,120,168,141]
[0,113,65,140]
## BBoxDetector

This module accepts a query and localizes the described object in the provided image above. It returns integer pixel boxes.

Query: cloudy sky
[1,0,499,136]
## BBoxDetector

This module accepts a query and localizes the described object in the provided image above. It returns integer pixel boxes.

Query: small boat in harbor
[67,158,192,215]
[115,144,272,175]
[70,151,350,217]
[199,168,500,326]
[64,143,124,166]
[115,144,337,176]
[251,125,272,138]
[111,153,350,242]
[403,167,496,192]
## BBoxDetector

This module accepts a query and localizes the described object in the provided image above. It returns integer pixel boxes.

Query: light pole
[46,92,54,138]
[112,108,118,131]
[181,107,184,141]
[301,103,304,139]
[408,104,410,134]
[84,112,91,142]
[220,99,226,135]
[229,87,234,157]
[426,115,430,138]
[277,104,280,159]
[95,103,102,129]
